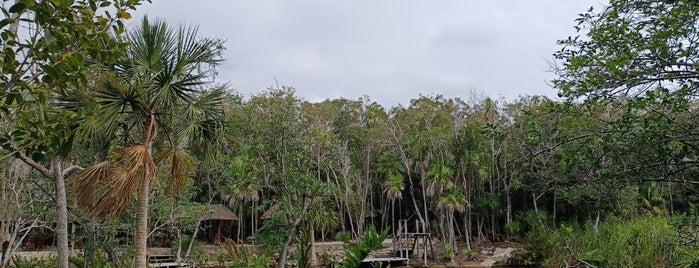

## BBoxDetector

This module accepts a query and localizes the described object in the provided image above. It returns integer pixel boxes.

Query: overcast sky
[132,1,603,107]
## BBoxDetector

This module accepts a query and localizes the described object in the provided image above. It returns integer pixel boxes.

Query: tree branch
[8,143,51,178]
[62,165,84,177]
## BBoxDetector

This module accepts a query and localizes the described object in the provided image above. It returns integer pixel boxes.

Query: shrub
[526,215,693,267]
[462,248,477,260]
[334,231,351,242]
[505,221,522,236]
[441,244,453,262]
[338,226,387,268]
[10,256,57,268]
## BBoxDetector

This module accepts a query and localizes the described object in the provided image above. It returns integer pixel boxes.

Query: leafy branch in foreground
[339,225,388,268]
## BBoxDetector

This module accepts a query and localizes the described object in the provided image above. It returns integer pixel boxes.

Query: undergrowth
[526,215,699,267]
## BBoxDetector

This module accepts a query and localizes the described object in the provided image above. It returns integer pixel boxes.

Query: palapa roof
[202,204,238,221]
[178,204,238,221]
[260,203,279,220]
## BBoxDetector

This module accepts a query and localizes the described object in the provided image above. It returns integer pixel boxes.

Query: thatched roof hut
[202,204,238,221]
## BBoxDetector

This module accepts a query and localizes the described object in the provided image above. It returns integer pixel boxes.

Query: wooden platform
[149,262,191,268]
[360,257,409,268]
[148,255,190,268]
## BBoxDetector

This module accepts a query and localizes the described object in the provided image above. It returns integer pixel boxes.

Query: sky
[132,1,603,107]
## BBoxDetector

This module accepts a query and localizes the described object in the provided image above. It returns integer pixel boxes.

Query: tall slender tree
[69,17,225,268]
[0,1,146,267]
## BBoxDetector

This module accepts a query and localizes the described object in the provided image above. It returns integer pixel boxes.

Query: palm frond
[69,144,157,218]
[152,70,198,106]
[155,146,197,196]
[126,17,174,75]
[174,24,224,70]
[69,160,113,210]
[183,87,225,120]
[90,166,138,218]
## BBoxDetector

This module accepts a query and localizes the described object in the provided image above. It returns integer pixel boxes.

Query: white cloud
[132,0,603,107]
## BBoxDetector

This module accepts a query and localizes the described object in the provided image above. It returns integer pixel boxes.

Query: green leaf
[8,2,26,13]
[20,89,35,102]
[0,18,12,29]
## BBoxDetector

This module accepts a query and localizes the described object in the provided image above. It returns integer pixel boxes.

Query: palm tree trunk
[135,114,156,268]
[448,210,455,262]
[134,173,150,268]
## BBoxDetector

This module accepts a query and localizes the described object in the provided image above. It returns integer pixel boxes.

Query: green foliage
[250,216,286,253]
[225,253,273,268]
[9,256,57,268]
[527,215,691,267]
[334,231,351,242]
[222,238,272,268]
[505,221,522,236]
[339,225,387,268]
[0,0,150,162]
[173,236,201,257]
[293,227,312,268]
[441,244,454,262]
[461,248,477,260]
[554,0,699,101]
[67,254,119,268]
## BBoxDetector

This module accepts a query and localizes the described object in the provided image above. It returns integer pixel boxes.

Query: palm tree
[69,17,224,268]
[383,172,404,251]
[229,177,261,241]
[425,161,455,252]
[306,197,339,267]
[424,161,454,198]
[373,152,402,229]
[437,187,467,262]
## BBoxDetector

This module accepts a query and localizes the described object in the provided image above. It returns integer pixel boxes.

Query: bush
[526,215,693,267]
[334,231,351,242]
[505,221,522,236]
[461,248,477,260]
[441,244,453,262]
[10,256,57,268]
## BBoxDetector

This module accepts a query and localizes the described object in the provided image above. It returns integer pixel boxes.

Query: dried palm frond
[158,147,197,196]
[69,144,157,218]
[68,160,113,210]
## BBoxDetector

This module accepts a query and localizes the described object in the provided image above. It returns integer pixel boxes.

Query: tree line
[2,0,699,267]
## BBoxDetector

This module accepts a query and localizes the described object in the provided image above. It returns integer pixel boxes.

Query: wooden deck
[360,256,409,268]
[148,255,190,268]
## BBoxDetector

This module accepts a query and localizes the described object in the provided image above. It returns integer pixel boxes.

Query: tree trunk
[13,151,72,268]
[135,114,156,268]
[134,173,150,268]
[277,198,309,268]
[389,126,426,229]
[238,202,243,241]
[532,192,544,226]
[184,219,203,260]
[51,158,70,268]
[439,211,446,245]
[310,225,318,267]
[174,229,183,262]
[463,213,471,250]
[447,210,455,263]
[504,174,512,226]
[463,171,472,250]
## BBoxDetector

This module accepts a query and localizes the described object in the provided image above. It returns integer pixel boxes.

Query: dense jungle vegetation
[2,0,699,267]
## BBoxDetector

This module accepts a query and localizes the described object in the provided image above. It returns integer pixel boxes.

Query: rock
[479,247,522,267]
